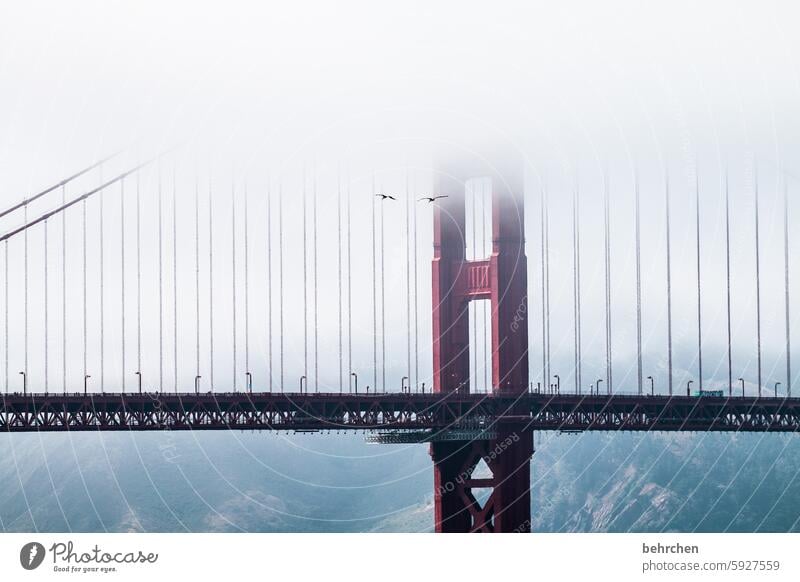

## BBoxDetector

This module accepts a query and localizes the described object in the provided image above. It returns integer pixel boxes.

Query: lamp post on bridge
[739,377,745,397]
[596,379,603,395]
[775,382,781,398]
[84,374,91,396]
[350,372,357,394]
[401,376,409,394]
[300,375,307,394]
[647,375,654,396]
[554,374,560,394]
[135,371,142,394]
[194,375,201,395]
[246,372,253,393]
[19,371,26,395]
[687,380,693,396]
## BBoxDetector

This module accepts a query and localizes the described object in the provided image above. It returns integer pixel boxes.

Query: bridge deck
[1,392,799,433]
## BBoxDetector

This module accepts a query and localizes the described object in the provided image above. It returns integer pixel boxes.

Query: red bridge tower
[430,153,532,533]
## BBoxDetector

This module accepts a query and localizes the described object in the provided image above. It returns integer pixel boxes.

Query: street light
[596,379,603,394]
[246,372,253,393]
[84,374,91,395]
[554,374,560,394]
[350,372,358,394]
[687,380,693,396]
[647,376,654,396]
[135,371,142,394]
[19,371,26,395]
[775,382,781,398]
[401,376,409,394]
[194,375,201,395]
[300,375,307,394]
[739,377,745,397]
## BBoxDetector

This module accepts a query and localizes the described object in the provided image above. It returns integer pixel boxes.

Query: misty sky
[0,0,799,396]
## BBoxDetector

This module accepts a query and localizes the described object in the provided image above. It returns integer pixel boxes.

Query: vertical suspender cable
[573,179,581,394]
[24,203,28,383]
[406,171,411,392]
[695,170,703,391]
[232,179,237,392]
[347,175,353,392]
[62,185,66,393]
[412,176,418,391]
[380,189,386,392]
[267,181,272,392]
[545,188,551,390]
[665,170,673,395]
[372,178,377,393]
[137,173,142,388]
[100,169,105,393]
[313,172,318,392]
[785,176,792,396]
[540,188,547,391]
[195,178,200,388]
[121,178,126,393]
[635,169,643,394]
[725,170,733,395]
[208,176,214,390]
[4,241,7,393]
[173,171,178,392]
[303,170,308,390]
[755,162,762,397]
[158,167,164,390]
[242,184,250,385]
[279,182,284,392]
[82,198,87,388]
[576,178,583,394]
[604,172,612,394]
[338,170,343,392]
[44,220,48,394]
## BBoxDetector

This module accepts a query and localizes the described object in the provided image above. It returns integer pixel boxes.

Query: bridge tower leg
[430,153,532,533]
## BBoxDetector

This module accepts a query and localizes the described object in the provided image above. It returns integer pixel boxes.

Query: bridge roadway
[2,391,800,434]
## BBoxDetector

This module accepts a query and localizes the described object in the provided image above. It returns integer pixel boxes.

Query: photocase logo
[20,542,46,570]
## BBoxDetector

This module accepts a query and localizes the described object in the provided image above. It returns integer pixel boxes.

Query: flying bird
[418,195,448,203]
[376,193,397,201]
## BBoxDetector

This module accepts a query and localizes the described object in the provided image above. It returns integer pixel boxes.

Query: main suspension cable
[0,151,122,221]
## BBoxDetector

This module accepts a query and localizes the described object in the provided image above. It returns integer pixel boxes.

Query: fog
[0,0,799,396]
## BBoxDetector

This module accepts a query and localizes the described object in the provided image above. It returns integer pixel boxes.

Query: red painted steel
[430,153,533,532]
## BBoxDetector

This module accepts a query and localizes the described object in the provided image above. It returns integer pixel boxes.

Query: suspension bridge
[0,150,796,533]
